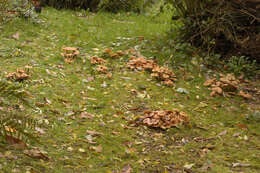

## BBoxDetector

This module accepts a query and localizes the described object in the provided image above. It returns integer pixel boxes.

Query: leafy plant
[0,79,37,144]
[226,56,258,77]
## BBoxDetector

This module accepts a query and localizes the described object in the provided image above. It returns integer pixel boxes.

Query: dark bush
[39,0,156,12]
[98,0,141,13]
[39,0,100,11]
[167,0,260,62]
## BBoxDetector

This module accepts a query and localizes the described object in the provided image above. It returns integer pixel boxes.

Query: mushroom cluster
[90,56,106,65]
[103,48,125,59]
[6,69,30,82]
[127,57,157,71]
[138,110,189,129]
[127,56,177,86]
[204,74,252,99]
[61,47,80,63]
[151,66,177,86]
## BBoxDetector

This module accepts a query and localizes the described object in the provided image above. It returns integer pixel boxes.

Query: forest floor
[0,8,259,173]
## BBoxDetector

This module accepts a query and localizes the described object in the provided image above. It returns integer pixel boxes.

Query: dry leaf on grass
[12,32,19,40]
[86,130,104,136]
[24,148,49,161]
[121,164,132,173]
[90,145,103,153]
[5,135,27,149]
[80,112,94,119]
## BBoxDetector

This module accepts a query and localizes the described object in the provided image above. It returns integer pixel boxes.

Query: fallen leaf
[86,76,95,82]
[176,88,189,94]
[90,145,103,153]
[5,135,27,149]
[237,123,248,129]
[12,32,19,40]
[80,112,94,119]
[121,164,132,173]
[24,148,49,160]
[78,148,85,153]
[232,163,250,168]
[67,147,73,151]
[35,127,46,134]
[218,130,227,136]
[86,130,103,136]
[184,163,195,170]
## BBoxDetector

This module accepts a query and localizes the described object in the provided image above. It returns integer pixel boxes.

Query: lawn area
[0,8,259,173]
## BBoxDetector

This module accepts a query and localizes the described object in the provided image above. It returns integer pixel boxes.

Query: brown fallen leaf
[90,145,103,153]
[80,112,94,119]
[24,148,49,161]
[232,163,251,168]
[86,76,95,82]
[5,135,27,149]
[86,130,103,136]
[12,32,19,40]
[218,130,227,136]
[121,164,132,173]
[237,123,248,129]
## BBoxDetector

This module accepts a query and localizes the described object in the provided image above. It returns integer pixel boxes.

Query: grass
[0,7,259,173]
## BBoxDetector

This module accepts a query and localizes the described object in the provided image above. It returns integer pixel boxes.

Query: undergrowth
[0,7,259,173]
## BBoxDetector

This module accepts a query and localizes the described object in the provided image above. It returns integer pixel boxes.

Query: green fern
[0,79,37,144]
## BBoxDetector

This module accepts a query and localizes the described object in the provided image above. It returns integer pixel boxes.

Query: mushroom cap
[62,47,78,51]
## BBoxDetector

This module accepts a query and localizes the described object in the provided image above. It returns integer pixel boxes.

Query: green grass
[0,8,259,173]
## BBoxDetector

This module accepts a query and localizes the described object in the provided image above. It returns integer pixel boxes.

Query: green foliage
[226,56,258,77]
[0,80,37,143]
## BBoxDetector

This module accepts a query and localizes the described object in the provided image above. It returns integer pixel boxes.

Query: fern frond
[0,79,38,143]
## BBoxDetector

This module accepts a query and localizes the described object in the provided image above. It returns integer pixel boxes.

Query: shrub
[167,0,260,62]
[40,0,100,10]
[40,0,157,12]
[98,0,141,13]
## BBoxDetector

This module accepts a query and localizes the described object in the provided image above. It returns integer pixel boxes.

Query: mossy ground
[0,8,259,173]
